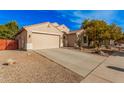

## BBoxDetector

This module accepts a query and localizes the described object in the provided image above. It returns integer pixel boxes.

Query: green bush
[0,21,19,39]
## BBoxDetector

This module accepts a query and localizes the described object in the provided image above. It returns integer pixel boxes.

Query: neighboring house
[15,22,88,50]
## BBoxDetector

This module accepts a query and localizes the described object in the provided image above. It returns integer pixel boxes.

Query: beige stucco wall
[15,29,27,50]
[67,33,77,47]
[67,30,89,47]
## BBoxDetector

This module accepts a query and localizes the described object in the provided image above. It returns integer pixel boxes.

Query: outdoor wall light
[29,35,31,38]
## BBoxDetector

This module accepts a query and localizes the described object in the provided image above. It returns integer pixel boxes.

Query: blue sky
[0,10,124,31]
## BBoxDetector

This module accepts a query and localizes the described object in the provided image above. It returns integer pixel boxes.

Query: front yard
[0,50,83,83]
[0,49,123,83]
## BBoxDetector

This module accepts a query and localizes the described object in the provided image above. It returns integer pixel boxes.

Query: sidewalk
[81,51,124,83]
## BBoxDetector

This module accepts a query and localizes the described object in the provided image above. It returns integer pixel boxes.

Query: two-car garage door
[32,33,60,49]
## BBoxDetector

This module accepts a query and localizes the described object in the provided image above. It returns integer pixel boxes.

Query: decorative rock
[7,59,16,65]
[99,51,109,57]
[80,47,84,52]
[27,53,31,56]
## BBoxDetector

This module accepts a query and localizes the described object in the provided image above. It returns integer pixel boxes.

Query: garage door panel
[32,33,60,49]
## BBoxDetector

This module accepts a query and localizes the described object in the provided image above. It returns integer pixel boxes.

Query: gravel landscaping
[0,50,83,83]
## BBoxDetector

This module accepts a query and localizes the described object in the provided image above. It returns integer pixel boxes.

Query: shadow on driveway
[107,66,124,72]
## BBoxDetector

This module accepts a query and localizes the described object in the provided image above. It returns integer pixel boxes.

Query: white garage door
[32,33,60,49]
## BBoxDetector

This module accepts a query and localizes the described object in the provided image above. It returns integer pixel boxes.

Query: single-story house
[15,22,88,50]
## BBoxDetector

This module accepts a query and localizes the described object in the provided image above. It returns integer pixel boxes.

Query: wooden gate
[0,39,18,50]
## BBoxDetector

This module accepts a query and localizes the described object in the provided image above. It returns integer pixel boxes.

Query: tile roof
[67,29,85,34]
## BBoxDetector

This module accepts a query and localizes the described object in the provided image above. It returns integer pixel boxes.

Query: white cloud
[71,10,117,24]
[56,10,119,29]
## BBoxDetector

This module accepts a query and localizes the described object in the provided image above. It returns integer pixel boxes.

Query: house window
[83,36,87,43]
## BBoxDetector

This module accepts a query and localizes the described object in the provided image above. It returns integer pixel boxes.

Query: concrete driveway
[35,48,106,77]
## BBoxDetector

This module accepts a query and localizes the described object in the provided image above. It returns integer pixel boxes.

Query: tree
[81,19,123,48]
[0,21,19,39]
[81,19,109,47]
[109,23,123,41]
[121,32,124,40]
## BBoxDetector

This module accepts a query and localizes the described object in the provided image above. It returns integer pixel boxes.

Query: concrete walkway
[81,51,124,83]
[35,48,106,77]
